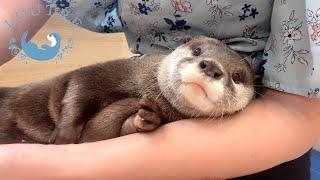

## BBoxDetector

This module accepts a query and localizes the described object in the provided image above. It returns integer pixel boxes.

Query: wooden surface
[1,14,319,150]
[0,14,133,87]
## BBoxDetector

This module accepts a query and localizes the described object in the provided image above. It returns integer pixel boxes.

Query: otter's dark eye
[193,48,202,56]
[232,73,244,84]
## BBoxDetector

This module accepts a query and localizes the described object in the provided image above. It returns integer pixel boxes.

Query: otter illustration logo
[21,31,62,61]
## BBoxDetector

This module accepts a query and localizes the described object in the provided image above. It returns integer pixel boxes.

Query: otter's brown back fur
[0,55,183,144]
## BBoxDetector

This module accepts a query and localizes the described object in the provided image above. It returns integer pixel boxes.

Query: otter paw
[139,96,163,116]
[134,109,162,132]
[134,96,163,132]
[51,126,83,144]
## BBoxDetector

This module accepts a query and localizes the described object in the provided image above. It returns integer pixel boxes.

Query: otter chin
[158,36,255,118]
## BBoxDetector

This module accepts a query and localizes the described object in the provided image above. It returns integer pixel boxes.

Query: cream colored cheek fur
[179,63,225,113]
[228,83,254,113]
[167,47,192,80]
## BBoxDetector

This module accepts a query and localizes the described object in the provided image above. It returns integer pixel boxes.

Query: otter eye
[232,73,244,84]
[193,48,202,56]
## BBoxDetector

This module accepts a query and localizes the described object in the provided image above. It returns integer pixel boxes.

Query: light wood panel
[0,14,133,87]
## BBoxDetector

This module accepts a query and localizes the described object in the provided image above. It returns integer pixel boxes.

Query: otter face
[158,36,255,118]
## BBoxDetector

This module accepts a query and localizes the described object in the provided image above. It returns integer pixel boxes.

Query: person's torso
[117,0,274,55]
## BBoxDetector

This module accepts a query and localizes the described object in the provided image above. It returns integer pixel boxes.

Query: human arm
[0,88,319,180]
[0,0,50,66]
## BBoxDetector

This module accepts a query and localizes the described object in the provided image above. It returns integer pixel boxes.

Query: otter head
[158,36,255,118]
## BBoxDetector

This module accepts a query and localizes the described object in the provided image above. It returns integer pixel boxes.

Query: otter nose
[199,60,224,80]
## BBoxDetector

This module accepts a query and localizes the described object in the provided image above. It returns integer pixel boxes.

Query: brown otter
[0,36,255,144]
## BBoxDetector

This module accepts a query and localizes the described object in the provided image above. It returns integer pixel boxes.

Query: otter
[0,36,255,144]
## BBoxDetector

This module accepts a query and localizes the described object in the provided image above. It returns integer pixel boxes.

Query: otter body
[0,36,255,144]
[0,56,181,144]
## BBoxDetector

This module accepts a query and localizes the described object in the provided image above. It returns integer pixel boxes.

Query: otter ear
[182,35,193,44]
[182,35,206,43]
[182,35,214,44]
[194,35,208,39]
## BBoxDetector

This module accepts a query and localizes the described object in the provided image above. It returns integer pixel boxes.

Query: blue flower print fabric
[41,0,320,98]
[262,0,320,98]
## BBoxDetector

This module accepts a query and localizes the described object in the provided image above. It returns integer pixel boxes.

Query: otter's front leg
[50,97,88,144]
[50,79,107,144]
[79,98,141,143]
[121,96,164,136]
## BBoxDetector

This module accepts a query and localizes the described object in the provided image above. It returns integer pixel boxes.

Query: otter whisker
[203,111,216,123]
[254,90,265,98]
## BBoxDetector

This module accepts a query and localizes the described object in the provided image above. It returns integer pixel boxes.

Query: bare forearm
[0,89,319,179]
[0,0,50,66]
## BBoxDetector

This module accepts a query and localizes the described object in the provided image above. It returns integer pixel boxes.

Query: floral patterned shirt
[43,0,320,98]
